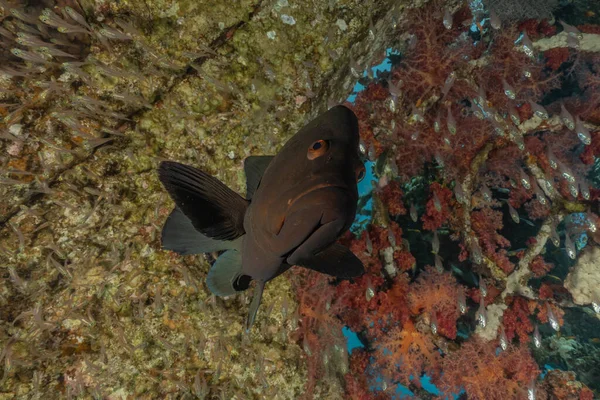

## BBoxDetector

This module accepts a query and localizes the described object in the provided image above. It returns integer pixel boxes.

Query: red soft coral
[503,296,535,343]
[438,338,540,399]
[421,182,453,231]
[471,207,515,273]
[530,255,554,278]
[377,180,407,217]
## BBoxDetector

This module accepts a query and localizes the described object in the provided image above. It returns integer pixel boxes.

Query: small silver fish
[546,149,558,170]
[480,184,492,202]
[387,229,396,247]
[587,213,597,233]
[564,233,576,260]
[441,71,456,96]
[499,326,508,350]
[560,103,575,130]
[15,32,49,47]
[434,113,442,133]
[470,239,483,264]
[509,107,521,125]
[432,231,440,254]
[557,162,575,184]
[64,6,92,30]
[457,290,467,314]
[569,183,579,199]
[388,97,397,113]
[580,179,590,200]
[489,10,501,30]
[560,20,582,48]
[10,48,49,63]
[447,105,457,135]
[430,313,438,335]
[410,203,418,223]
[476,296,487,328]
[546,303,560,331]
[454,182,466,204]
[533,182,547,205]
[479,274,488,298]
[412,105,425,123]
[508,202,520,224]
[592,299,600,314]
[367,143,376,161]
[365,284,375,301]
[442,8,453,30]
[434,254,443,272]
[529,101,548,120]
[99,25,132,41]
[503,80,516,100]
[519,169,531,190]
[528,380,536,400]
[549,221,560,247]
[520,32,535,58]
[387,78,402,97]
[38,46,77,59]
[533,324,542,348]
[575,116,591,145]
[433,191,442,211]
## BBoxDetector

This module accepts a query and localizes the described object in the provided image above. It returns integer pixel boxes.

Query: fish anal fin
[293,243,365,279]
[246,280,265,332]
[158,161,248,241]
[243,156,273,199]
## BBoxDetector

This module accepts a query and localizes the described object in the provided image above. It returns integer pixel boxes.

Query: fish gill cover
[1,0,600,399]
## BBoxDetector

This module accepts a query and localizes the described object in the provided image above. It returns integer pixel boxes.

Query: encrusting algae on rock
[0,0,414,398]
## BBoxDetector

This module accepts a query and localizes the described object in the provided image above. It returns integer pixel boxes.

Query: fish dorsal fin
[162,207,241,255]
[293,244,365,279]
[243,156,273,199]
[158,161,248,241]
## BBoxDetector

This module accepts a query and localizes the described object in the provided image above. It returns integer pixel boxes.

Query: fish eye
[356,164,366,182]
[307,140,329,160]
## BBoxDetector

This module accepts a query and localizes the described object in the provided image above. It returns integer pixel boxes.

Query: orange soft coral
[407,266,464,339]
[374,319,441,388]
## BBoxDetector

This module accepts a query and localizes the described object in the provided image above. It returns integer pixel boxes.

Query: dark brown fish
[158,105,365,330]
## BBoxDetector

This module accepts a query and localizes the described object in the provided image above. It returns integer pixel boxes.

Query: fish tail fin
[158,161,248,241]
[246,280,265,332]
[161,208,242,255]
[206,249,252,297]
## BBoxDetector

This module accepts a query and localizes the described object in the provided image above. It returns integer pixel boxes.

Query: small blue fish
[158,106,366,330]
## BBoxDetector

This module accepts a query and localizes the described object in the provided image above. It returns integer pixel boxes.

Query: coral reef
[291,0,600,399]
[1,0,599,399]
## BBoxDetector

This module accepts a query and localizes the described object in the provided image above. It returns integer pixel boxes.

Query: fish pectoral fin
[206,249,251,297]
[158,161,248,241]
[162,208,242,255]
[246,280,265,332]
[292,243,365,279]
[243,156,273,199]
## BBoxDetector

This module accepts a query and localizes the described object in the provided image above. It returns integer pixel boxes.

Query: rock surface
[0,0,437,398]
